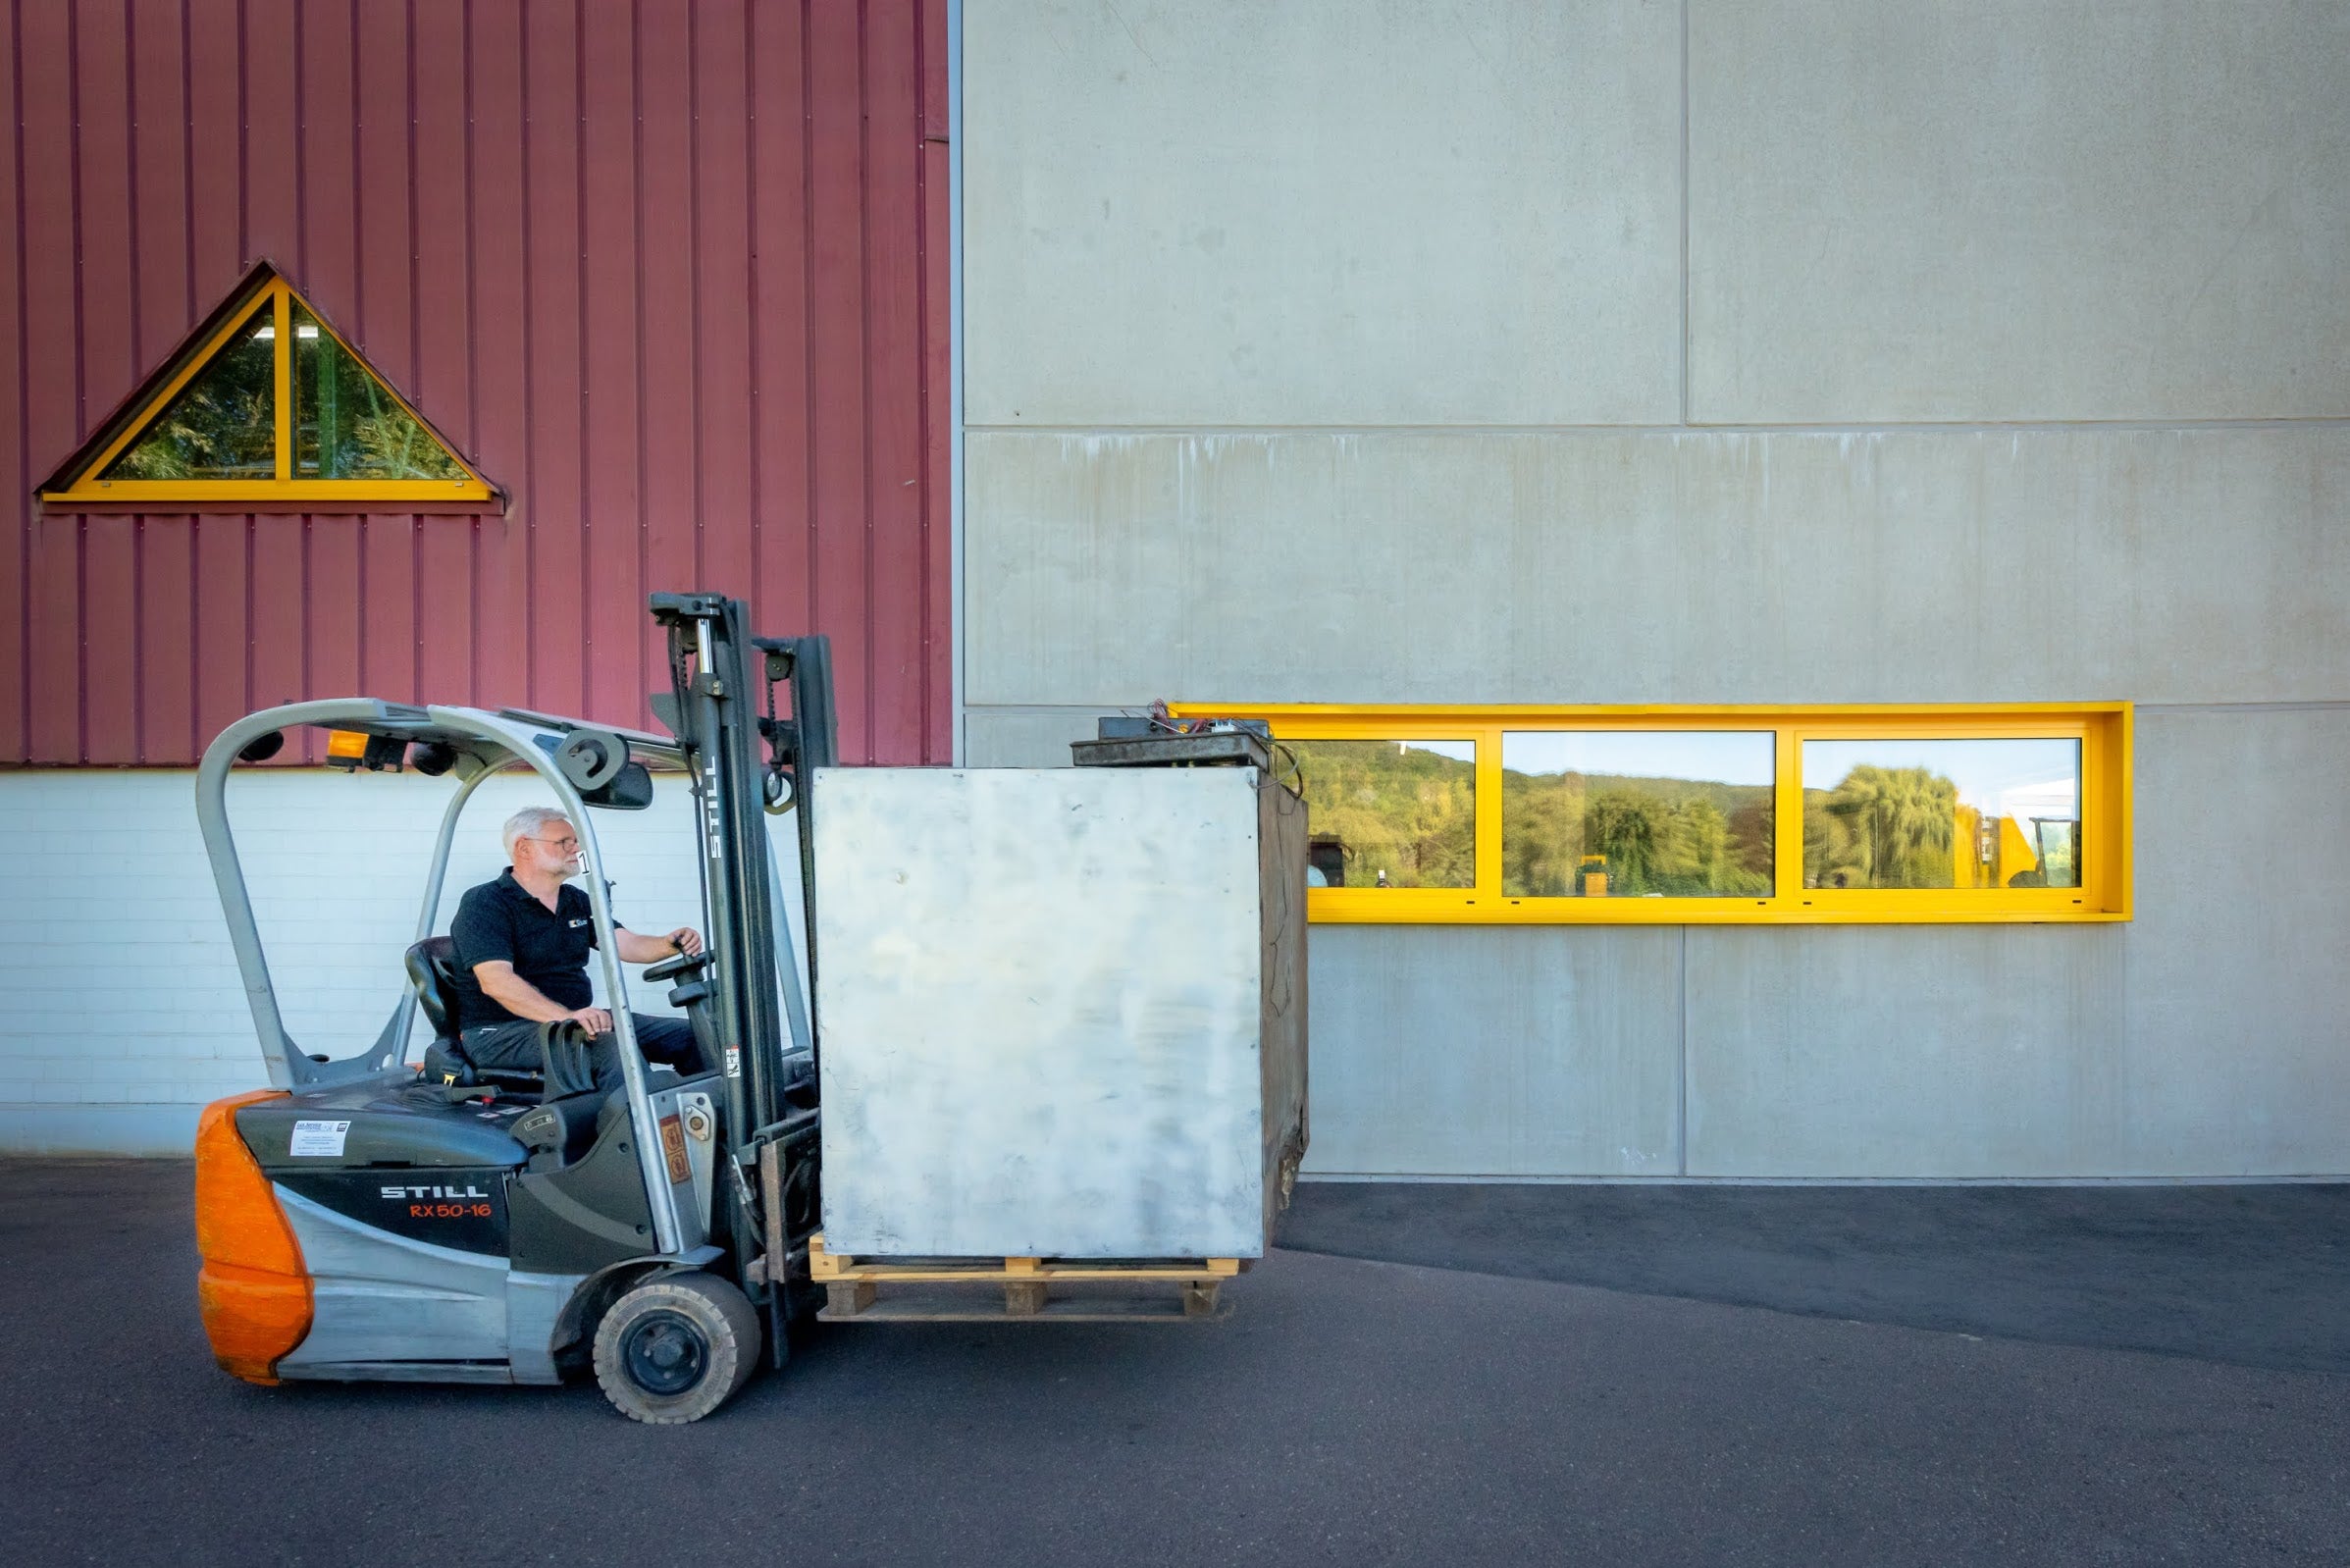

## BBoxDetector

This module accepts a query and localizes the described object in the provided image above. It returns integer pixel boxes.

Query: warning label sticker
[288,1120,352,1158]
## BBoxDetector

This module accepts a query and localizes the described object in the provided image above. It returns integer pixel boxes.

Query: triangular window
[41,264,494,508]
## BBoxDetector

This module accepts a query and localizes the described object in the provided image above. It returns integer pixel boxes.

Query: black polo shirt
[447,868,600,1028]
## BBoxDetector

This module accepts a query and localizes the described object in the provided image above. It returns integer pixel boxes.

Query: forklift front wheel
[592,1272,763,1424]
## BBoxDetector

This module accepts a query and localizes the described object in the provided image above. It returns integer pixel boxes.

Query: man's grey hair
[502,806,574,862]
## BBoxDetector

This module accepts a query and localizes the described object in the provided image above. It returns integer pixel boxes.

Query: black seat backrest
[408,938,545,1092]
[404,936,463,1044]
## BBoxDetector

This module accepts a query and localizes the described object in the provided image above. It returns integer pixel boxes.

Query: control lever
[643,949,711,984]
[644,948,715,1010]
[536,1019,600,1099]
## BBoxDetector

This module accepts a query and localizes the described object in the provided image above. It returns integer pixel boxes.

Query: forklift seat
[405,936,464,1042]
[405,937,544,1091]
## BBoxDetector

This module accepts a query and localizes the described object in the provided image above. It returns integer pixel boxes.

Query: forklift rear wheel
[592,1272,763,1424]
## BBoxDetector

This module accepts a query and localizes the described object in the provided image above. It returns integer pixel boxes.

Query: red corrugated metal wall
[2,0,952,765]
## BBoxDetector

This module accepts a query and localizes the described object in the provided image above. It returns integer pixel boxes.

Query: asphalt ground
[4,1160,2345,1567]
[1281,1179,2350,1375]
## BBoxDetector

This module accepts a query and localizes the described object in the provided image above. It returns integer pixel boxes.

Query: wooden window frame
[1170,704,2133,925]
[37,271,496,512]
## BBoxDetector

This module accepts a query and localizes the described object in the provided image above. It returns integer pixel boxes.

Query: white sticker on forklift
[289,1120,352,1157]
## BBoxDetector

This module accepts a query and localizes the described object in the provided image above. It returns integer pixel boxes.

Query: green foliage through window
[1228,709,2121,921]
[1800,739,2081,890]
[1500,731,1773,898]
[1287,740,1475,889]
[292,302,465,480]
[53,272,487,499]
[99,312,276,480]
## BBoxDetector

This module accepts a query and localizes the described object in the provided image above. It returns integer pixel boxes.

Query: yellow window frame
[38,272,494,508]
[1169,703,2133,925]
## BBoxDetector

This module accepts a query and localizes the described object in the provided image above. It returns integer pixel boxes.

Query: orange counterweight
[193,1090,313,1384]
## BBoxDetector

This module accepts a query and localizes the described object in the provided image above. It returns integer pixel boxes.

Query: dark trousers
[461,1013,700,1092]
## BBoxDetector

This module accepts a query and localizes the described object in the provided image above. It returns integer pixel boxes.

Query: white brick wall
[2,767,785,1154]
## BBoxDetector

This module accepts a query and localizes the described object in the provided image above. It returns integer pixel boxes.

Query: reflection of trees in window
[1801,739,2082,891]
[88,292,467,485]
[292,303,465,480]
[1806,764,1958,888]
[1502,770,1770,897]
[1586,792,1660,888]
[99,315,277,480]
[1264,714,2115,916]
[1286,741,1474,889]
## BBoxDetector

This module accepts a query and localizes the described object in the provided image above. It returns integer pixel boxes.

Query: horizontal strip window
[1169,706,2132,924]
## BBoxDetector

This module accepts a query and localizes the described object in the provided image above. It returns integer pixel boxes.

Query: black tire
[592,1272,762,1424]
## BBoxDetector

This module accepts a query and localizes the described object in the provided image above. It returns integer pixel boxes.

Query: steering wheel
[643,949,712,984]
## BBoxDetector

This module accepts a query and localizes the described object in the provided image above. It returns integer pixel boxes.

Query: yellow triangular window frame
[40,264,494,507]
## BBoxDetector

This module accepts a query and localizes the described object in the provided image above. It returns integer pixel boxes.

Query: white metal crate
[811,765,1304,1259]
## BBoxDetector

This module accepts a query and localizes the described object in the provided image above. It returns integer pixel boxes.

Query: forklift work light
[325,731,407,771]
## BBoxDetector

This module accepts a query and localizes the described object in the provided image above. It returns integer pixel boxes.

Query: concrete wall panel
[1683,925,2134,1178]
[1689,1,2350,422]
[2115,706,2350,1175]
[1683,708,2350,1177]
[964,0,1682,426]
[966,710,1099,768]
[967,429,2350,709]
[1305,925,1682,1176]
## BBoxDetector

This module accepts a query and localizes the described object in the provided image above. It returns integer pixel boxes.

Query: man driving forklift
[189,596,843,1422]
[448,805,706,1092]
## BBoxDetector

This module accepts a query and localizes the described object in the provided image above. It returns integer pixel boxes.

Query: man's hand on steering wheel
[664,926,704,957]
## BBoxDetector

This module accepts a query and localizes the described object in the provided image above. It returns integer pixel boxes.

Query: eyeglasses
[523,835,580,852]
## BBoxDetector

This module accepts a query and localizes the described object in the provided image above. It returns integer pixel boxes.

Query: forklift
[193,594,835,1422]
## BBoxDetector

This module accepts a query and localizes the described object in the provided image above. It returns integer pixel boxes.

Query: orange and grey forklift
[193,594,832,1422]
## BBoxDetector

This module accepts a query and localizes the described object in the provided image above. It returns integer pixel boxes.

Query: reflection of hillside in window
[99,313,276,479]
[1801,739,2080,889]
[1501,732,1773,897]
[1283,740,1474,888]
[292,302,466,480]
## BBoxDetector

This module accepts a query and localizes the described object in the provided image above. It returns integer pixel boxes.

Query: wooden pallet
[809,1233,1239,1323]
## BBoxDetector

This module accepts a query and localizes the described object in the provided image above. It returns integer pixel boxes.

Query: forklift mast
[648,594,834,1325]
